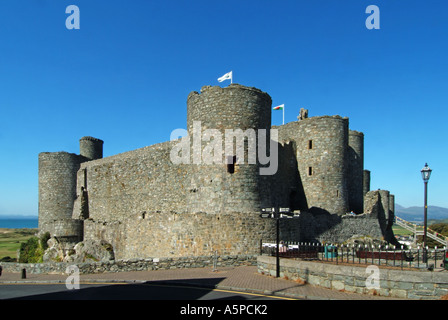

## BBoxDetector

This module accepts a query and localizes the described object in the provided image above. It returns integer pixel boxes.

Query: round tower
[296,116,349,215]
[38,152,84,240]
[186,84,273,214]
[378,189,391,223]
[389,194,395,221]
[187,84,271,132]
[348,130,364,213]
[80,136,104,160]
[363,169,371,198]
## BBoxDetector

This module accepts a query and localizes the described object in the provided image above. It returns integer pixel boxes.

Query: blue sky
[0,0,447,217]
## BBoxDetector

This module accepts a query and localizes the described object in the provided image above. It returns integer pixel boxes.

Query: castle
[38,84,396,262]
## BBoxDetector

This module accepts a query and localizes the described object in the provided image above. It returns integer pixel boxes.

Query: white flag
[218,71,232,83]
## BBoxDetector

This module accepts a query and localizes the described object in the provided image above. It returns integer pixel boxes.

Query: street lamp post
[421,163,432,263]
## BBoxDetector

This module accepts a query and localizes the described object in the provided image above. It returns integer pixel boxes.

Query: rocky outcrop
[43,237,114,263]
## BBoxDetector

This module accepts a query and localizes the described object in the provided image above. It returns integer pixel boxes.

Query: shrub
[18,232,51,263]
[0,256,16,262]
[40,232,50,251]
[416,223,448,248]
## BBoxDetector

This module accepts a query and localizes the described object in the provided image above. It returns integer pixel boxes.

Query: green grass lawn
[0,228,38,261]
[392,225,414,236]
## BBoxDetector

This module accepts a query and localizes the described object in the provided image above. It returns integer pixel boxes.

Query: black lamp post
[421,163,432,263]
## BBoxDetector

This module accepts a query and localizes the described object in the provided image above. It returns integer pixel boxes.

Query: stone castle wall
[363,169,371,196]
[38,151,86,237]
[186,84,274,214]
[258,256,448,300]
[78,138,280,259]
[84,212,277,260]
[275,116,350,215]
[79,136,104,161]
[78,140,189,221]
[364,189,398,245]
[73,84,281,260]
[37,83,396,262]
[348,130,364,213]
[0,254,258,275]
[187,84,272,132]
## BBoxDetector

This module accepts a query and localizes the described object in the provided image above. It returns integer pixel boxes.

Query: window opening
[226,156,237,174]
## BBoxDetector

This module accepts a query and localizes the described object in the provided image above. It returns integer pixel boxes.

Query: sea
[0,218,38,229]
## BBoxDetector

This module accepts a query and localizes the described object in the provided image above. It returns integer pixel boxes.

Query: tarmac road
[0,265,402,300]
[0,282,294,300]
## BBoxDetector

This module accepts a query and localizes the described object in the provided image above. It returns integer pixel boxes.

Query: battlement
[80,136,104,142]
[273,115,348,131]
[298,114,348,122]
[187,83,271,102]
[349,130,364,137]
[80,136,104,160]
[187,83,272,133]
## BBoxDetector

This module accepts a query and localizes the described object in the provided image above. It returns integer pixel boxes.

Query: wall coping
[0,255,257,275]
[257,256,448,299]
[258,255,448,283]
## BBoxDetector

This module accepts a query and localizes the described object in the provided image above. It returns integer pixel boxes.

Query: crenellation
[348,129,364,213]
[79,136,104,160]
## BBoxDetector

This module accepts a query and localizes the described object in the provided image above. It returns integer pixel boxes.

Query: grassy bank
[392,225,414,236]
[0,228,37,261]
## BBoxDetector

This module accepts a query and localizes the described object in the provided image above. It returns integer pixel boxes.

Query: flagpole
[283,105,285,125]
[273,104,285,125]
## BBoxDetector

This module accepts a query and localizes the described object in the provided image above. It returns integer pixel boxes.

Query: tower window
[226,156,237,174]
[308,140,313,149]
[308,167,313,176]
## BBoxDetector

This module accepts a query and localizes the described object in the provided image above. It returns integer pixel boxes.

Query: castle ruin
[38,84,396,262]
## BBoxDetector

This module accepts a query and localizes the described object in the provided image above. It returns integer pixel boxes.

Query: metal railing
[395,216,448,247]
[260,240,447,270]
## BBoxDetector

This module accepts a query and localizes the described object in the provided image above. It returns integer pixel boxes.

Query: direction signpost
[259,207,295,278]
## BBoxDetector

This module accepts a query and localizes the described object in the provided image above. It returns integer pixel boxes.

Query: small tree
[18,232,51,263]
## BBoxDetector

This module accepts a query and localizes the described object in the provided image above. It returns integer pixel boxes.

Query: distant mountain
[395,204,448,223]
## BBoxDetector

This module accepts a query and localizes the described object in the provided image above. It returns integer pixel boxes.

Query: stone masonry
[37,83,396,261]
